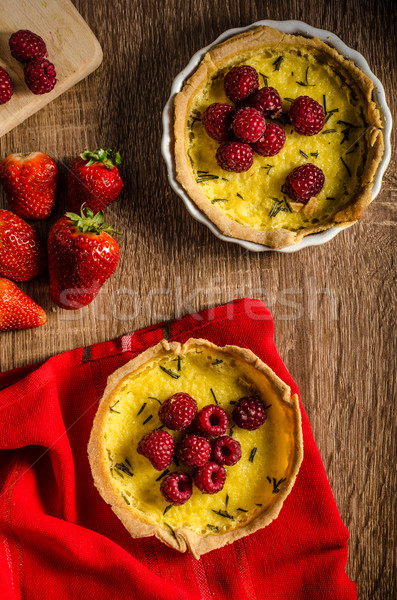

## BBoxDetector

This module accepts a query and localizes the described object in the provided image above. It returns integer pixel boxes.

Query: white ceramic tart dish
[162,21,392,252]
[88,338,303,558]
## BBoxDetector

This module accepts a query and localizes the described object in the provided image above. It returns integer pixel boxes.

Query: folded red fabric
[0,299,356,600]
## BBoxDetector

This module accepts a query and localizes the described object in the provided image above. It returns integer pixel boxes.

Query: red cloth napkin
[0,299,356,600]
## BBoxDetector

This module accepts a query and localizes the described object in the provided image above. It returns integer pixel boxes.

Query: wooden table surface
[0,0,395,598]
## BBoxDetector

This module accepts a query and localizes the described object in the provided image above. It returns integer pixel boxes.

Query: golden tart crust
[174,26,384,248]
[88,338,303,559]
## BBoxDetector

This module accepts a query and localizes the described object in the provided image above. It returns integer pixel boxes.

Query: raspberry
[247,86,282,118]
[211,435,242,466]
[253,123,286,157]
[137,430,175,470]
[216,142,253,173]
[233,396,267,430]
[176,434,211,467]
[232,107,266,144]
[159,392,197,430]
[0,67,13,105]
[24,58,56,95]
[9,30,47,63]
[194,405,228,437]
[194,461,226,494]
[224,65,259,103]
[284,163,325,203]
[289,96,325,136]
[202,103,235,141]
[160,472,192,505]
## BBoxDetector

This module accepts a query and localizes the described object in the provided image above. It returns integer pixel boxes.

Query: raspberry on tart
[216,141,253,172]
[88,338,303,558]
[160,472,193,506]
[232,107,266,144]
[224,65,259,102]
[202,103,236,141]
[247,86,282,118]
[253,123,286,157]
[159,392,197,430]
[233,397,268,430]
[284,164,325,203]
[289,96,325,136]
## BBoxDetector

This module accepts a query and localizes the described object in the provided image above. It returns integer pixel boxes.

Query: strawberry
[0,209,46,281]
[66,148,123,214]
[48,206,120,310]
[0,278,47,331]
[0,152,58,220]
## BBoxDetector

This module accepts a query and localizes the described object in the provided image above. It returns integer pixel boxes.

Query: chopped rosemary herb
[337,119,357,128]
[115,462,133,477]
[326,197,336,200]
[197,174,219,183]
[113,468,124,478]
[109,400,121,414]
[137,402,147,416]
[248,448,257,463]
[121,493,130,505]
[272,477,287,494]
[273,56,284,71]
[125,458,132,468]
[299,149,309,159]
[296,66,314,86]
[225,494,229,508]
[210,388,219,405]
[177,356,182,371]
[256,503,263,507]
[211,198,229,204]
[229,400,236,405]
[340,128,350,144]
[156,424,165,430]
[340,157,351,176]
[261,164,274,175]
[164,522,177,541]
[212,509,234,519]
[221,177,229,181]
[267,476,272,483]
[148,396,162,404]
[189,116,201,130]
[322,94,327,114]
[322,129,336,134]
[142,414,153,425]
[284,97,295,102]
[324,108,339,123]
[310,151,319,158]
[229,425,235,437]
[197,170,209,174]
[264,404,272,410]
[237,508,248,512]
[163,505,172,515]
[237,192,244,199]
[260,73,269,86]
[269,196,291,218]
[207,524,219,531]
[159,365,180,379]
[156,469,170,481]
[212,359,223,365]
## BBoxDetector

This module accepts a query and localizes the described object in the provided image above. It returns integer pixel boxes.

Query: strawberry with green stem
[48,205,121,310]
[66,148,123,214]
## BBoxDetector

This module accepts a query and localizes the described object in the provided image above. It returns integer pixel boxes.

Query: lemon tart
[88,338,303,558]
[174,26,384,248]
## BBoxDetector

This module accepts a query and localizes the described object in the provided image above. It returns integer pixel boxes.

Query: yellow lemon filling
[187,48,368,232]
[103,347,297,535]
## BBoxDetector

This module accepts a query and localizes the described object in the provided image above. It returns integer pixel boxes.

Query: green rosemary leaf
[113,468,124,478]
[283,197,292,213]
[210,388,219,405]
[229,425,235,437]
[237,508,248,512]
[189,116,201,130]
[148,396,162,404]
[322,94,327,114]
[299,149,309,159]
[326,197,336,200]
[237,192,244,199]
[322,129,336,134]
[249,447,257,463]
[197,175,219,182]
[164,522,177,541]
[267,476,272,483]
[197,170,209,174]
[177,356,182,371]
[273,56,283,71]
[221,177,229,181]
[109,400,121,414]
[125,458,132,468]
[310,151,319,158]
[115,462,133,477]
[296,66,313,86]
[121,493,130,505]
[156,424,165,430]
[261,164,274,175]
[212,509,234,519]
[340,157,351,176]
[225,494,229,508]
[256,503,263,507]
[337,119,357,128]
[159,365,180,379]
[260,73,269,86]
[156,469,170,482]
[272,477,287,494]
[142,414,153,425]
[284,97,295,102]
[212,359,223,365]
[137,402,147,416]
[163,505,172,515]
[340,128,350,144]
[229,400,236,405]
[207,524,219,531]
[211,198,228,203]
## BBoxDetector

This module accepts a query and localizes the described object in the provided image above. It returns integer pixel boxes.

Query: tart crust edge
[88,337,303,559]
[173,25,385,248]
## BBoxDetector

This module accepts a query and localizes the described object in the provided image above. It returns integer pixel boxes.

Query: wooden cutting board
[0,0,102,137]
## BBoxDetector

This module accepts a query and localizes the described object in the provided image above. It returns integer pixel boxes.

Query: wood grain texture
[0,0,102,137]
[0,0,395,598]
